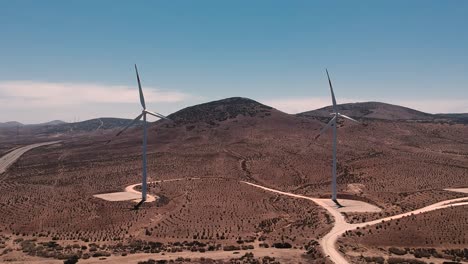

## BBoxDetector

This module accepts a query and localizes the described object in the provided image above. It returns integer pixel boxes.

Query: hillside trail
[2,145,467,264]
[126,179,467,263]
[240,181,468,264]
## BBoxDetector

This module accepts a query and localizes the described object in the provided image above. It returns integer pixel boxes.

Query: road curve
[0,141,61,175]
[124,177,201,203]
[240,181,468,264]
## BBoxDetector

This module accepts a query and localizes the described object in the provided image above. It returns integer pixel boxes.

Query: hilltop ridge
[299,101,448,121]
[168,97,276,125]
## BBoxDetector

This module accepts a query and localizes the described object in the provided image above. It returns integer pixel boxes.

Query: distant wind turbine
[315,69,361,207]
[108,64,170,209]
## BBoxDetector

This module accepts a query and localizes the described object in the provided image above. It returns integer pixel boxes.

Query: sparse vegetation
[0,99,467,263]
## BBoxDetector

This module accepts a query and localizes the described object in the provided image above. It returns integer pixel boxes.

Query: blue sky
[1,1,467,123]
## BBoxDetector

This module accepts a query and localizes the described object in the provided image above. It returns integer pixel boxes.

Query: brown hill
[1,97,467,263]
[167,97,276,125]
[142,97,323,151]
[0,121,23,128]
[299,101,434,121]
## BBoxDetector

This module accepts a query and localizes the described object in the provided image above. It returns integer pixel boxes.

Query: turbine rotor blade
[338,113,360,123]
[326,69,337,112]
[106,113,143,144]
[145,110,171,121]
[315,115,336,139]
[135,64,146,109]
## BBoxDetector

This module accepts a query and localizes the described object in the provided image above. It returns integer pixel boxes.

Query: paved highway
[0,141,61,175]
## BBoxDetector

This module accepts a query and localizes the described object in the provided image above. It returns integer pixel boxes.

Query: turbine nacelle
[316,70,361,140]
[109,65,172,141]
[315,113,360,140]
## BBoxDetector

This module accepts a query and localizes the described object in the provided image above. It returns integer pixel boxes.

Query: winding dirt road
[2,145,466,264]
[240,181,468,264]
[126,179,468,263]
[0,141,61,175]
[123,178,201,202]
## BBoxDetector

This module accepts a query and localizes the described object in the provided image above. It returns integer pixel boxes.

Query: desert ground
[0,99,467,264]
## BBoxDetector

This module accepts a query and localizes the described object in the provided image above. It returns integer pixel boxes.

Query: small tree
[63,255,79,264]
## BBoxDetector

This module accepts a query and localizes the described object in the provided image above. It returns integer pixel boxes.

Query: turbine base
[133,199,146,210]
[332,199,344,208]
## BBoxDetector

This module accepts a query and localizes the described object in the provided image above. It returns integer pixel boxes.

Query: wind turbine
[109,64,170,209]
[315,69,360,207]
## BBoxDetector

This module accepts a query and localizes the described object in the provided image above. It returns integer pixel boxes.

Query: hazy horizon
[1,97,467,125]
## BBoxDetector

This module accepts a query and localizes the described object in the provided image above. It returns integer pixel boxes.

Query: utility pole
[16,124,19,145]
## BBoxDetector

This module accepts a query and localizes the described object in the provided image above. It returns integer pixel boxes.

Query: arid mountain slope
[168,97,275,125]
[0,120,66,128]
[0,118,139,139]
[300,101,436,121]
[0,97,467,264]
[0,121,24,128]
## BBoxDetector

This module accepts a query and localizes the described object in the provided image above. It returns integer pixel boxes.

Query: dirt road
[2,146,465,264]
[240,181,468,264]
[106,179,468,264]
[79,247,304,264]
[0,141,61,175]
[121,177,201,202]
[2,247,305,264]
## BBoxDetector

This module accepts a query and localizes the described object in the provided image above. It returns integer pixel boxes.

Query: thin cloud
[262,97,468,114]
[0,80,193,108]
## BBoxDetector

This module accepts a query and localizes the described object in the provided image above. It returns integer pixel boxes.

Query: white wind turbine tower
[315,69,361,207]
[109,64,170,209]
